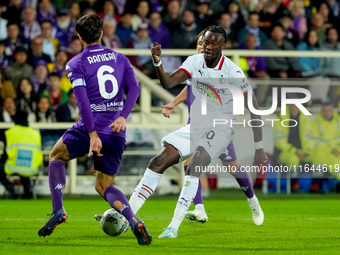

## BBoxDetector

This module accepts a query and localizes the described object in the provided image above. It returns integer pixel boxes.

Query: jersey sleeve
[229,68,250,94]
[179,56,193,78]
[66,58,85,88]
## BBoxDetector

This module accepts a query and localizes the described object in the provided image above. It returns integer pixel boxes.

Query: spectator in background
[98,0,120,23]
[287,0,307,41]
[21,7,41,41]
[52,8,74,48]
[0,110,43,199]
[48,72,67,119]
[310,13,327,45]
[239,33,268,79]
[79,0,104,14]
[15,78,37,122]
[195,2,214,29]
[296,30,321,78]
[36,0,56,24]
[279,14,300,46]
[82,8,97,16]
[218,13,237,48]
[131,0,150,31]
[228,1,246,38]
[318,2,337,27]
[4,22,30,59]
[163,0,181,33]
[2,0,23,25]
[172,9,201,49]
[0,5,8,40]
[113,0,127,15]
[321,27,340,78]
[326,0,340,20]
[127,23,154,76]
[35,92,59,151]
[69,1,81,23]
[41,21,59,62]
[47,50,71,92]
[263,24,301,78]
[148,12,171,48]
[101,19,122,49]
[320,27,340,105]
[56,89,79,122]
[239,0,258,22]
[36,95,52,123]
[5,46,33,91]
[273,104,314,193]
[31,61,49,95]
[0,68,16,105]
[311,101,340,182]
[238,12,267,47]
[0,96,16,122]
[0,41,10,69]
[27,36,52,67]
[116,12,134,48]
[66,36,82,60]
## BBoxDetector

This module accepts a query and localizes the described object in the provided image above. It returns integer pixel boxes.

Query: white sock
[129,168,162,214]
[195,203,205,212]
[169,175,199,231]
[247,195,257,207]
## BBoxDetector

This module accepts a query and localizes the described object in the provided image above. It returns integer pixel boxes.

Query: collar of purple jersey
[84,43,104,52]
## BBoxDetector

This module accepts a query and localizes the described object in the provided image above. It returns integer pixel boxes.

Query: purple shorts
[218,140,237,162]
[62,121,125,175]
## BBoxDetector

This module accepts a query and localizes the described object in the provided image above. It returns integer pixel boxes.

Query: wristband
[254,141,263,150]
[153,60,162,66]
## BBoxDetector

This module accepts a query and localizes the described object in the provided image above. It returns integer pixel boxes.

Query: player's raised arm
[244,91,267,165]
[151,42,189,89]
[162,86,188,118]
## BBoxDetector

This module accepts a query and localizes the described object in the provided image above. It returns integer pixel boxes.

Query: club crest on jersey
[196,81,222,106]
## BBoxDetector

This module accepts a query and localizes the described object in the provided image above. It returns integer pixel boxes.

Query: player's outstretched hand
[151,42,162,64]
[254,148,267,165]
[161,102,176,118]
[109,116,126,133]
[89,131,103,157]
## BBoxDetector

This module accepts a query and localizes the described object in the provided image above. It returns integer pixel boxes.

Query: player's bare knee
[148,155,165,174]
[187,146,211,176]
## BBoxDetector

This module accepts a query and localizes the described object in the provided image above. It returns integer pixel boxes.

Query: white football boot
[248,196,264,226]
[158,226,178,238]
[186,208,208,223]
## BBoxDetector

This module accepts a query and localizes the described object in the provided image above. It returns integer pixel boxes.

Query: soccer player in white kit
[150,25,267,238]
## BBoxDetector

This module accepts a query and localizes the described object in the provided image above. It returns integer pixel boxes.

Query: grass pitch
[0,191,339,255]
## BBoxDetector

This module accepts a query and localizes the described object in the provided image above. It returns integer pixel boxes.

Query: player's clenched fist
[151,42,162,63]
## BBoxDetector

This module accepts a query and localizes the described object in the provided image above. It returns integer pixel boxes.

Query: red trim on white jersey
[180,67,192,77]
[243,90,248,94]
[218,56,225,70]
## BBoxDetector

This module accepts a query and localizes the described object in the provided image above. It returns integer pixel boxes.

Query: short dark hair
[75,14,103,44]
[68,89,74,96]
[49,72,60,79]
[203,25,228,43]
[195,29,206,44]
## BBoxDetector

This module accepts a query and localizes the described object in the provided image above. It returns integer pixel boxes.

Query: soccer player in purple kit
[38,15,152,245]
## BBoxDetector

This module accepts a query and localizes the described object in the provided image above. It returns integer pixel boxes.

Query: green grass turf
[1,192,340,255]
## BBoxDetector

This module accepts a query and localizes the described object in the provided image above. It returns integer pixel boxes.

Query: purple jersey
[66,44,140,136]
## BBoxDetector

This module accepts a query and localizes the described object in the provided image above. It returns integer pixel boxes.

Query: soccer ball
[100,209,130,236]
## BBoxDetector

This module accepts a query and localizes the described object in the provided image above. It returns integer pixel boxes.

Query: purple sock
[184,165,204,205]
[48,161,66,213]
[104,186,136,226]
[234,166,254,199]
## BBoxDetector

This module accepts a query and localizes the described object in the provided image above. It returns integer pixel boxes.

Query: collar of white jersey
[202,54,225,70]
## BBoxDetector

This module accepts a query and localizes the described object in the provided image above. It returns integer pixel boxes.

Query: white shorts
[161,124,191,162]
[161,124,233,163]
[192,126,233,163]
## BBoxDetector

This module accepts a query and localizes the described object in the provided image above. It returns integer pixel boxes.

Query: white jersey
[180,54,250,130]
